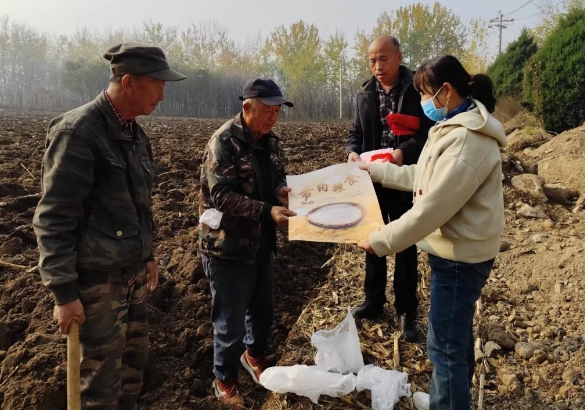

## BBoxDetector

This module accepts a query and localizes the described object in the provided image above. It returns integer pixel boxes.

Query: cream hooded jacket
[368,100,507,263]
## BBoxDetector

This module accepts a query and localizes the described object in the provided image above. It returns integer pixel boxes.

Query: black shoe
[352,300,384,319]
[400,314,419,342]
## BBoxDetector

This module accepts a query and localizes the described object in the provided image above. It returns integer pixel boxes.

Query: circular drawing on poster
[306,202,365,229]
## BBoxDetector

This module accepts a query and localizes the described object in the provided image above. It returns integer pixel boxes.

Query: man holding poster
[345,35,433,341]
[197,78,295,408]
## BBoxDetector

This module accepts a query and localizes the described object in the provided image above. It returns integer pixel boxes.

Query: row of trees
[2,4,491,119]
[488,1,585,132]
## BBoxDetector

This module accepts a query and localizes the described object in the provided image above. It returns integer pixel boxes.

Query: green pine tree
[523,7,585,132]
[487,28,537,99]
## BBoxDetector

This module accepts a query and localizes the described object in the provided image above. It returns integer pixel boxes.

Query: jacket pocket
[77,212,142,271]
[93,153,127,193]
[198,215,259,259]
[139,155,154,184]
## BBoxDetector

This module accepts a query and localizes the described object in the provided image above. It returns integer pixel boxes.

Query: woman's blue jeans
[427,254,494,410]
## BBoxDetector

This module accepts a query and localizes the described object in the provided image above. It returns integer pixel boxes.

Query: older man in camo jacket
[33,43,185,409]
[198,78,296,409]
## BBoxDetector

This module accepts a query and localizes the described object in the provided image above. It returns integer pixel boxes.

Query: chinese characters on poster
[286,163,384,243]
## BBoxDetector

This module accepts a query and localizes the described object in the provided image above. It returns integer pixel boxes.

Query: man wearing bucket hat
[33,43,185,409]
[198,78,296,408]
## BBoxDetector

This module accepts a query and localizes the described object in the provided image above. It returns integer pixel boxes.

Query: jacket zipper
[128,142,144,260]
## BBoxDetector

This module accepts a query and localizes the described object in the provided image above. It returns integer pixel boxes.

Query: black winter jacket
[346,66,434,166]
[33,93,155,304]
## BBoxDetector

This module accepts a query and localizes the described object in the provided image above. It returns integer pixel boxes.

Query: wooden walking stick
[67,321,81,410]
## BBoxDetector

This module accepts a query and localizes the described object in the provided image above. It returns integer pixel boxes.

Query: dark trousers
[427,254,494,410]
[364,184,419,317]
[202,253,274,382]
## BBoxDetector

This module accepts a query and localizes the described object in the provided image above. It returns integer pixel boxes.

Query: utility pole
[489,10,514,55]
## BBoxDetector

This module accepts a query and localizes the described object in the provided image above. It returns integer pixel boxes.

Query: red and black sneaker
[240,350,274,384]
[211,378,244,409]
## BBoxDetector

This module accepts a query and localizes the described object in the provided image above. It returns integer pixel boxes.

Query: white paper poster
[286,163,384,243]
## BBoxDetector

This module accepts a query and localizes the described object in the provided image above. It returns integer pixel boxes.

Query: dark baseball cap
[239,78,294,107]
[103,42,186,82]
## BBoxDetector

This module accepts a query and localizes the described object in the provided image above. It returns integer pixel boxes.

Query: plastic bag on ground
[259,365,357,404]
[311,307,364,374]
[357,364,411,410]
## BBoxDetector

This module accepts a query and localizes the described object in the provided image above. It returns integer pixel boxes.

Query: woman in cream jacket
[358,55,506,410]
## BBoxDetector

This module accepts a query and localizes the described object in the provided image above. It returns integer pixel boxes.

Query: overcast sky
[3,0,542,56]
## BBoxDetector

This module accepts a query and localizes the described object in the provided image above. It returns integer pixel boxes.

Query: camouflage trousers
[77,270,149,410]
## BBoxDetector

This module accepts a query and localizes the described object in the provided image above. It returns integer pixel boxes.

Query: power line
[514,12,541,20]
[504,0,535,17]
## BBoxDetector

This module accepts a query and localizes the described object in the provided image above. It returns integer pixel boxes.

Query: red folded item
[370,152,394,162]
[386,113,420,136]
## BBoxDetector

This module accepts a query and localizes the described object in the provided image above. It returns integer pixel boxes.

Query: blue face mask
[421,86,449,122]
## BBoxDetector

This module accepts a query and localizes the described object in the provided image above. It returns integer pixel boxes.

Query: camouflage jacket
[197,114,287,263]
[33,92,155,305]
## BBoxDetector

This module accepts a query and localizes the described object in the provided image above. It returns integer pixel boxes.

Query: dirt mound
[503,111,541,135]
[522,126,585,197]
[1,333,67,409]
[505,127,551,153]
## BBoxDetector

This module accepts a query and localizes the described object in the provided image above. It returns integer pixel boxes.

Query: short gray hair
[242,97,259,107]
[110,74,124,84]
[371,35,400,51]
[109,73,144,84]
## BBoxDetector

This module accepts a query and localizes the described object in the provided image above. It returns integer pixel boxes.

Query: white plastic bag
[199,208,223,229]
[356,365,411,410]
[259,365,357,403]
[311,307,364,374]
[360,148,394,163]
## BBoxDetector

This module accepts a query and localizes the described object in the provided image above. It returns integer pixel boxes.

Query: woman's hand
[390,149,403,166]
[359,164,371,173]
[357,239,376,254]
[359,157,392,173]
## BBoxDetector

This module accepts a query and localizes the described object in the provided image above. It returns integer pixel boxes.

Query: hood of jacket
[430,99,507,148]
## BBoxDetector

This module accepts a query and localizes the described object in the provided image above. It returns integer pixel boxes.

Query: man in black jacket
[346,35,433,342]
[34,43,185,409]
